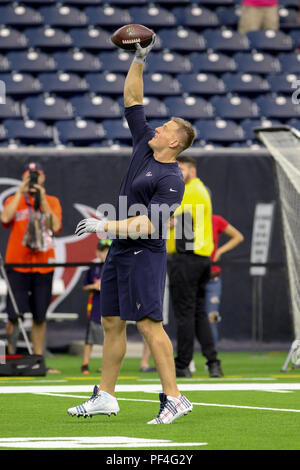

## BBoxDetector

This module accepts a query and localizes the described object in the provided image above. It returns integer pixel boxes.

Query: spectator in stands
[0,162,62,370]
[238,0,279,35]
[81,238,111,375]
[207,215,244,345]
[167,156,223,378]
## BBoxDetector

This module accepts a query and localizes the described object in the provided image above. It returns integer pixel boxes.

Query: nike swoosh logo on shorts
[134,250,143,255]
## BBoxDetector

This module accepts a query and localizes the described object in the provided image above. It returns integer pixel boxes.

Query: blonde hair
[171,117,197,152]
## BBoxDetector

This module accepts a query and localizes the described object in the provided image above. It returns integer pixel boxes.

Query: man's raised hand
[134,34,157,64]
[75,218,105,236]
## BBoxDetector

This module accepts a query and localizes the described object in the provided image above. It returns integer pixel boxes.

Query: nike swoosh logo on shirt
[169,188,178,192]
[134,250,143,255]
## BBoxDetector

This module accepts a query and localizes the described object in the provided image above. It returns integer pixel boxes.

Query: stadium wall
[0,148,294,346]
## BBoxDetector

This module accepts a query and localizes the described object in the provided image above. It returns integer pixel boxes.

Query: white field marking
[138,377,277,382]
[0,437,208,449]
[34,392,300,414]
[1,383,300,394]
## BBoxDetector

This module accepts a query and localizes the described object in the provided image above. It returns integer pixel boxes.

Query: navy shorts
[100,244,167,322]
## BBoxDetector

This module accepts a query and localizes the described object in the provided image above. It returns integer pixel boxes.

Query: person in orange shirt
[0,162,62,357]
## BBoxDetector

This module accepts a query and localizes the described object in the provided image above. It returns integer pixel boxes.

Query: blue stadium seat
[0,72,42,95]
[20,0,56,4]
[142,97,169,118]
[247,30,293,52]
[240,119,283,140]
[189,52,237,73]
[164,96,214,119]
[222,73,270,94]
[267,73,298,93]
[98,50,132,73]
[108,0,147,4]
[85,5,132,26]
[173,5,219,27]
[0,97,21,119]
[69,27,114,50]
[85,72,125,94]
[211,95,260,120]
[0,4,42,26]
[233,52,281,74]
[289,30,300,48]
[158,27,206,51]
[38,72,89,94]
[71,94,122,119]
[286,119,300,131]
[62,0,102,4]
[23,95,74,121]
[129,5,176,27]
[25,26,72,49]
[177,73,226,95]
[215,6,240,26]
[256,95,300,119]
[3,118,53,143]
[102,118,131,141]
[203,28,250,51]
[278,52,300,73]
[53,50,101,73]
[143,73,181,96]
[148,119,166,131]
[280,0,299,7]
[55,119,105,145]
[39,5,87,27]
[146,51,192,73]
[279,7,298,29]
[0,27,27,50]
[0,54,10,71]
[194,119,245,143]
[7,50,56,72]
[198,0,234,4]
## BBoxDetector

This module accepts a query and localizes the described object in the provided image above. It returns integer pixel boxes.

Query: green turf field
[1,351,300,450]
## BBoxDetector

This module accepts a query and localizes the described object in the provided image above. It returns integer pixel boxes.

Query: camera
[29,170,39,189]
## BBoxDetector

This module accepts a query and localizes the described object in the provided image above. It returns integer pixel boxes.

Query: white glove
[75,218,105,236]
[133,34,156,64]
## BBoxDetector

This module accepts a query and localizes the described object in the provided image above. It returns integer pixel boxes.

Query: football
[111,24,154,51]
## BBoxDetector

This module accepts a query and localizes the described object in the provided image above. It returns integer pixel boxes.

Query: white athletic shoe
[67,385,120,418]
[147,393,193,424]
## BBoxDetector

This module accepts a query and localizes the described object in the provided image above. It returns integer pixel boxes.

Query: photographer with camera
[0,162,62,363]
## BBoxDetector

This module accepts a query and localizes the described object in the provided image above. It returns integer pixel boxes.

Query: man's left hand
[75,218,105,236]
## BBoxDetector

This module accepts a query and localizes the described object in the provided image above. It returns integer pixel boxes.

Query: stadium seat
[280,0,299,7]
[222,73,270,94]
[38,72,89,94]
[173,5,219,27]
[198,0,234,4]
[247,30,293,52]
[0,27,27,50]
[23,95,74,121]
[194,119,245,143]
[39,5,87,27]
[289,30,300,48]
[129,5,176,26]
[211,95,260,120]
[53,50,101,73]
[278,52,300,73]
[55,119,105,145]
[256,95,300,119]
[141,97,169,118]
[146,51,191,74]
[108,0,147,4]
[143,73,181,96]
[20,0,56,4]
[148,119,168,130]
[98,50,132,73]
[101,118,131,141]
[0,54,10,72]
[69,27,114,50]
[158,27,206,51]
[240,118,283,140]
[0,72,42,95]
[61,0,102,4]
[279,7,298,29]
[7,50,56,72]
[85,5,132,26]
[85,72,125,94]
[233,52,281,74]
[0,97,21,119]
[71,94,122,119]
[164,96,214,119]
[267,74,298,93]
[177,73,226,95]
[215,6,241,26]
[0,4,43,26]
[25,26,72,49]
[3,118,53,143]
[286,119,300,131]
[203,28,249,51]
[189,52,237,73]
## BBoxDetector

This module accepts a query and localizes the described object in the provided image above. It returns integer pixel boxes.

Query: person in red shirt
[0,162,62,357]
[207,215,244,345]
